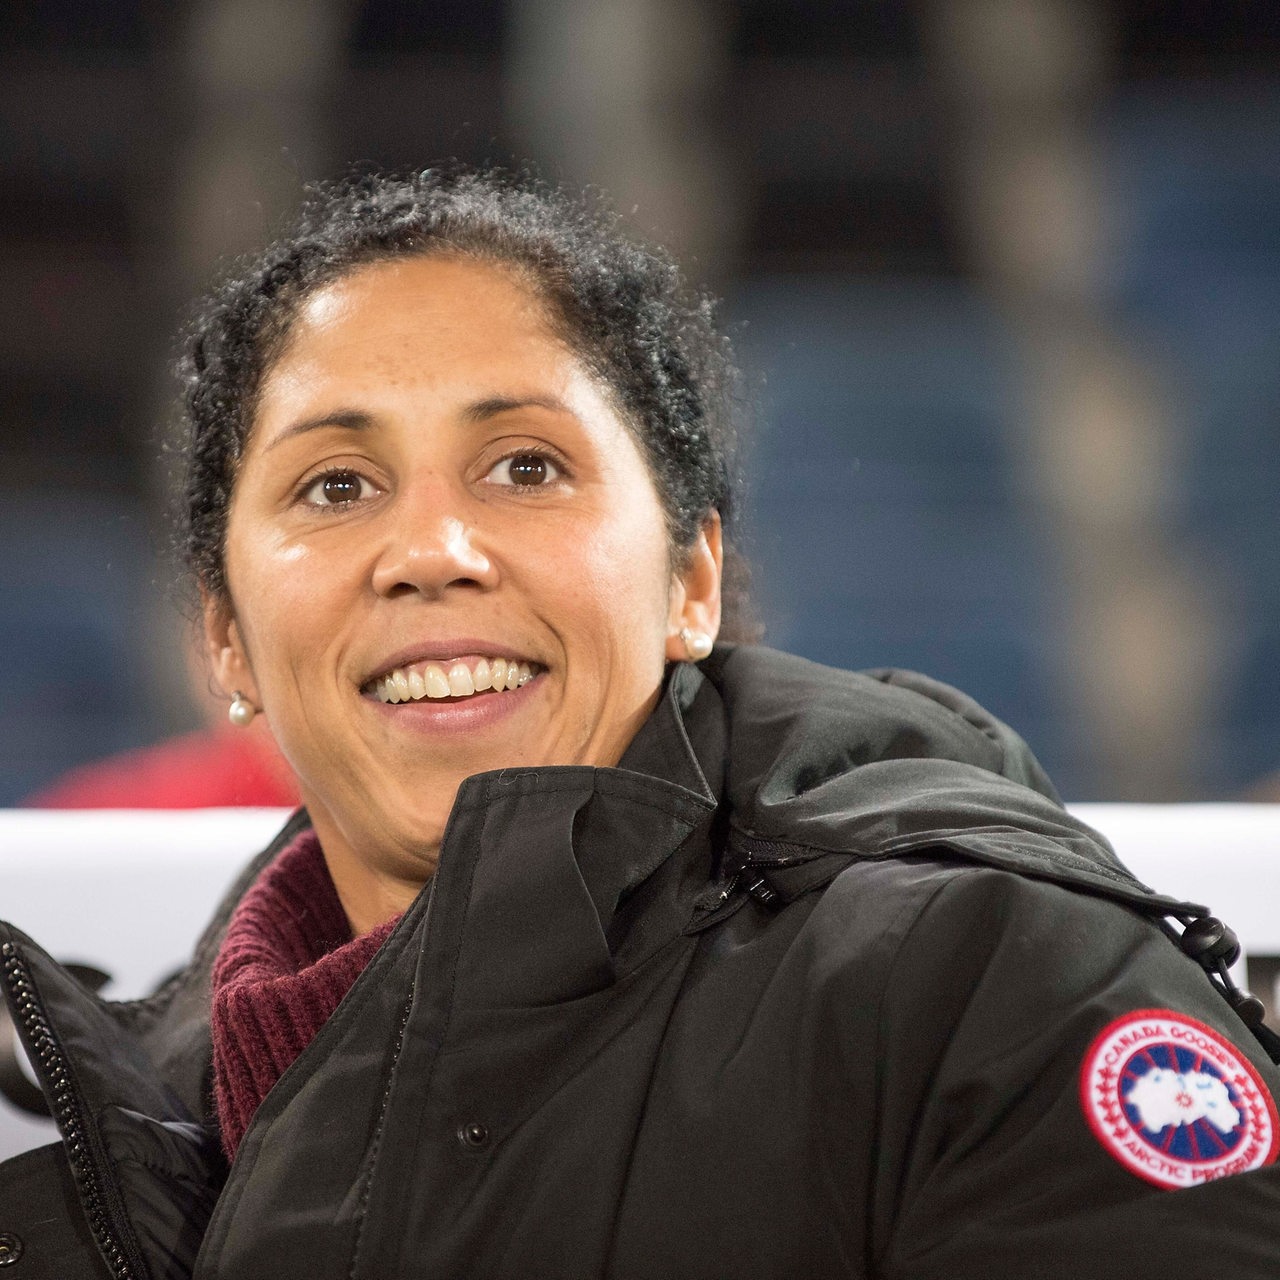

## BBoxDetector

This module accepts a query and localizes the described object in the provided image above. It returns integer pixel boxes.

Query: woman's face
[205,255,721,913]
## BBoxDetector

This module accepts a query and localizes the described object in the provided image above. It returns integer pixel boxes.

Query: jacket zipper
[1,942,138,1280]
[690,846,795,925]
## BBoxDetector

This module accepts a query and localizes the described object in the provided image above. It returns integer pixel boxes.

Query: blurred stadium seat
[1105,85,1280,792]
[728,275,1064,773]
[0,490,160,805]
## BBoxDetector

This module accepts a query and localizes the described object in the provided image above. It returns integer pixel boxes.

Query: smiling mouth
[367,656,541,704]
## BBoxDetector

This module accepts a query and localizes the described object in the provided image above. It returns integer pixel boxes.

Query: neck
[303,800,434,936]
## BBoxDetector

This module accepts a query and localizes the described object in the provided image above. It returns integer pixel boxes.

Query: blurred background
[1,0,1278,804]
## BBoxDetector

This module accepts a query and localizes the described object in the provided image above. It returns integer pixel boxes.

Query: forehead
[284,254,552,365]
[247,253,631,456]
[253,256,584,420]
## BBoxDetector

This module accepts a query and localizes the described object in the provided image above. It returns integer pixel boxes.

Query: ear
[665,512,724,661]
[201,587,260,709]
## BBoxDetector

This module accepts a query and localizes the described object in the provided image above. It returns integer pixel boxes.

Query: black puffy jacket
[4,646,1280,1278]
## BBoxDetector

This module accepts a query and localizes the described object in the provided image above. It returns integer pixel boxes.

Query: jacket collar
[616,657,724,804]
[149,643,1201,1031]
[423,661,722,1009]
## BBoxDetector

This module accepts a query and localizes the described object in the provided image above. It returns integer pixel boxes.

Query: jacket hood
[697,646,1205,920]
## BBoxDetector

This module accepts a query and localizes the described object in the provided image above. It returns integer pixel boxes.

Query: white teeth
[372,655,536,704]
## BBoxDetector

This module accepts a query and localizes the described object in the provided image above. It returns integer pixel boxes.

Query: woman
[4,167,1280,1278]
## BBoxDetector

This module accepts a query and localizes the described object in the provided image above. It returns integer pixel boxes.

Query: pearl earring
[680,628,714,661]
[228,691,256,728]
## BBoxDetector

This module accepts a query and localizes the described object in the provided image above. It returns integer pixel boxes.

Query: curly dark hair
[176,165,756,638]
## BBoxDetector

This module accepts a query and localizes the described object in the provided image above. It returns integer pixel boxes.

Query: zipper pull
[742,870,781,910]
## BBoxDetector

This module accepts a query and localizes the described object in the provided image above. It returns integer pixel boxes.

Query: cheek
[565,514,674,647]
[224,532,341,678]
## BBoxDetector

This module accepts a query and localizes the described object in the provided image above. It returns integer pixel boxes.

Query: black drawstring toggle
[1179,914,1268,1031]
[1178,915,1241,967]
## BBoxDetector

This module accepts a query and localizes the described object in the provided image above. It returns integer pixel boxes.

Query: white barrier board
[0,809,289,1158]
[1073,805,1280,953]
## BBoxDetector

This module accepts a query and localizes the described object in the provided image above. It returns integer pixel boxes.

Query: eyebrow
[460,394,576,423]
[264,396,576,452]
[263,409,373,453]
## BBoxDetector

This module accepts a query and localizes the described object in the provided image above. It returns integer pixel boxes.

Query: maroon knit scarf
[210,828,400,1159]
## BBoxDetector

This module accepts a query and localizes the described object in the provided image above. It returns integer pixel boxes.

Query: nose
[370,484,497,598]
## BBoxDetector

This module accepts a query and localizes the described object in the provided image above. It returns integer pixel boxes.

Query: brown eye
[303,470,370,505]
[487,453,562,487]
[508,455,547,485]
